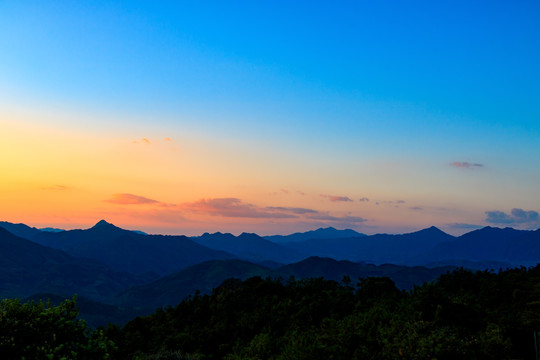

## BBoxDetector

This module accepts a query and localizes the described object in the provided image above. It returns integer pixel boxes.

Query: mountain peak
[409,226,452,239]
[421,226,444,233]
[317,227,336,231]
[90,220,118,230]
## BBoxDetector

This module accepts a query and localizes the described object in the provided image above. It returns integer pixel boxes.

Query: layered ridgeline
[114,258,456,312]
[0,227,145,302]
[4,220,540,272]
[1,220,540,326]
[268,226,540,268]
[16,220,235,275]
[191,231,304,263]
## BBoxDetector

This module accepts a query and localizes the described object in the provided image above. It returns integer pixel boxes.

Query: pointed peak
[415,226,449,236]
[94,219,112,226]
[90,220,119,230]
[424,225,442,232]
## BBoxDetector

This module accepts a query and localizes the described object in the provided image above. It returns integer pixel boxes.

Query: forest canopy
[3,266,540,359]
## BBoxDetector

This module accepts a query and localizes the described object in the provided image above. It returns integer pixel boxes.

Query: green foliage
[0,296,114,359]
[104,266,540,360]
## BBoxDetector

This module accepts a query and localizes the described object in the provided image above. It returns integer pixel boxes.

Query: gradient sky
[1,1,539,235]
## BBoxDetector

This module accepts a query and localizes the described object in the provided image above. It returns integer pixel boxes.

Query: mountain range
[191,231,303,263]
[1,219,539,326]
[0,227,146,302]
[15,220,234,275]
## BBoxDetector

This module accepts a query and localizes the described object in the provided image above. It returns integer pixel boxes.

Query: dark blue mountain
[0,221,43,239]
[281,226,455,264]
[418,226,540,266]
[191,231,304,263]
[28,220,235,275]
[39,227,66,233]
[265,226,364,243]
[115,260,273,311]
[116,256,456,312]
[275,256,456,290]
[0,227,144,302]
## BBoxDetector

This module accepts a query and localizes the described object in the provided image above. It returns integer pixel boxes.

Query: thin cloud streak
[447,222,484,230]
[320,194,353,202]
[42,185,70,191]
[181,198,297,219]
[265,206,318,215]
[451,161,484,168]
[106,193,159,205]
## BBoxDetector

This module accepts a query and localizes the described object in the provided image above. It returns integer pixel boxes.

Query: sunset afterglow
[1,1,539,235]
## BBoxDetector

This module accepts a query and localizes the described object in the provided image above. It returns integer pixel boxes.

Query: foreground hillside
[106,265,540,360]
[114,257,455,312]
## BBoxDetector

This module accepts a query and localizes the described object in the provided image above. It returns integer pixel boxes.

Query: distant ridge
[192,231,303,263]
[116,257,455,311]
[265,227,364,243]
[39,227,66,233]
[0,227,144,302]
[24,220,236,275]
[3,219,540,273]
[91,219,119,230]
[280,226,456,264]
[0,221,43,239]
[3,219,540,327]
[418,226,540,265]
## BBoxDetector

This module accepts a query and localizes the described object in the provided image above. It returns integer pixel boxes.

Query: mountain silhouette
[418,226,540,266]
[0,221,43,239]
[116,256,456,313]
[27,220,236,275]
[192,231,304,263]
[276,256,455,290]
[280,226,455,264]
[265,227,364,243]
[115,259,273,311]
[3,219,540,327]
[0,227,144,302]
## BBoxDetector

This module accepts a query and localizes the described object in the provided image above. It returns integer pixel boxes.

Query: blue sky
[0,1,539,234]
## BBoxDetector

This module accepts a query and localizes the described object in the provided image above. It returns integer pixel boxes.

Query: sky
[0,1,539,236]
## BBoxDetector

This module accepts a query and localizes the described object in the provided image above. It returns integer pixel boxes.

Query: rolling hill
[0,227,145,302]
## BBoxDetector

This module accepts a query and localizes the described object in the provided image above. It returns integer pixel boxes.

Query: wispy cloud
[485,208,539,225]
[320,194,353,202]
[182,198,297,219]
[163,137,172,142]
[266,206,318,215]
[280,188,289,194]
[450,161,484,169]
[42,185,70,191]
[447,222,483,230]
[104,193,370,229]
[409,206,423,211]
[359,197,370,202]
[307,213,366,224]
[376,199,406,206]
[106,193,159,205]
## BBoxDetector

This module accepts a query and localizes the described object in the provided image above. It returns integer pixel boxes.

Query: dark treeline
[2,266,540,359]
[103,265,540,360]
